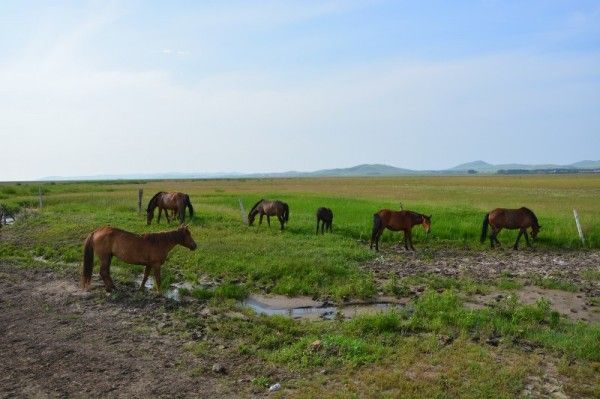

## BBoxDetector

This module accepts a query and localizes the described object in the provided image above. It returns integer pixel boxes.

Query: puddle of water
[130,278,405,320]
[243,295,404,320]
[134,276,193,301]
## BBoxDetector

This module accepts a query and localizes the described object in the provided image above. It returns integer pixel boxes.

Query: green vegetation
[1,175,599,397]
[1,175,599,299]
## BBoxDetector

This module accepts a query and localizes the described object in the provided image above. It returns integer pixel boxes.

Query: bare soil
[0,265,284,398]
[364,248,600,294]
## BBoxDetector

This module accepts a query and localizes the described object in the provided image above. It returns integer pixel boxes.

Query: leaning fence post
[138,189,143,213]
[238,199,248,225]
[38,187,43,208]
[573,209,585,245]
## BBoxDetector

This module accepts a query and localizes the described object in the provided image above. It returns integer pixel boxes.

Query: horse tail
[283,202,289,222]
[371,213,382,245]
[184,195,194,218]
[480,213,489,243]
[82,232,95,288]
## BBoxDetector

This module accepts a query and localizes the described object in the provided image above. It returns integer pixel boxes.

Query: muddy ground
[1,250,598,398]
[0,265,288,398]
[364,248,600,322]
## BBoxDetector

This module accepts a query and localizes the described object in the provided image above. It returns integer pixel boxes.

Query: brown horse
[248,199,289,230]
[81,225,197,292]
[316,207,333,234]
[481,207,540,250]
[370,209,431,251]
[147,192,194,225]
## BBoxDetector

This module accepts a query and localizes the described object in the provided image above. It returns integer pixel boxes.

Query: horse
[480,207,540,250]
[81,225,197,292]
[248,199,289,230]
[146,192,194,225]
[316,207,333,234]
[370,209,431,251]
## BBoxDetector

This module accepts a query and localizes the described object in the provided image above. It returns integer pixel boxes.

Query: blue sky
[0,1,599,180]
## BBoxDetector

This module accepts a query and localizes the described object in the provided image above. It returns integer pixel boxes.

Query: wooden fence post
[138,189,143,213]
[238,199,248,225]
[573,209,585,245]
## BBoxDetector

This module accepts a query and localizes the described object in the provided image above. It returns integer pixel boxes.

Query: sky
[0,0,599,181]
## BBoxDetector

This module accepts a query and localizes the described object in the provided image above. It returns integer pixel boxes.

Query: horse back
[91,227,150,263]
[488,208,533,229]
[376,209,411,231]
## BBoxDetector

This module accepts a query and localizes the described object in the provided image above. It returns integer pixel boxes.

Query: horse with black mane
[370,209,431,251]
[480,207,540,250]
[146,191,194,225]
[81,225,197,292]
[316,207,333,234]
[248,199,289,230]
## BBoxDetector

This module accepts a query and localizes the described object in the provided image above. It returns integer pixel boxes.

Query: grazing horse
[481,207,540,250]
[316,207,333,234]
[146,192,194,225]
[81,225,197,292]
[370,209,431,251]
[248,199,289,230]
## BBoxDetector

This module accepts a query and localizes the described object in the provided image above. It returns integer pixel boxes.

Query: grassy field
[1,175,599,397]
[1,175,599,297]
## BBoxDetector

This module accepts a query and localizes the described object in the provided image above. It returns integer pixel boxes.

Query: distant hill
[39,160,600,181]
[448,160,600,173]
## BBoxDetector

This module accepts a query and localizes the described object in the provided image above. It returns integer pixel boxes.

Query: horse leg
[165,208,171,224]
[524,230,531,247]
[321,220,325,234]
[408,230,415,251]
[267,215,271,227]
[278,215,284,230]
[328,221,332,233]
[152,264,162,293]
[259,213,264,226]
[374,227,384,251]
[491,227,501,248]
[157,208,162,223]
[403,231,409,250]
[99,255,115,292]
[139,265,151,291]
[513,229,524,250]
[179,207,184,224]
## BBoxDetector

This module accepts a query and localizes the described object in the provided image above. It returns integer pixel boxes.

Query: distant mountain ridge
[39,160,600,181]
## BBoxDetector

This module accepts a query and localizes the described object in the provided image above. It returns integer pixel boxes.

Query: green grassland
[1,175,599,397]
[1,175,599,298]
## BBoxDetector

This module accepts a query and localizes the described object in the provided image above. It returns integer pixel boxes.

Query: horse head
[422,214,432,234]
[178,225,197,250]
[531,224,541,240]
[146,208,154,225]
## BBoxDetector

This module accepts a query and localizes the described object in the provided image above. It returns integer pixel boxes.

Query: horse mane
[249,199,265,214]
[521,207,539,227]
[142,229,182,244]
[147,191,165,211]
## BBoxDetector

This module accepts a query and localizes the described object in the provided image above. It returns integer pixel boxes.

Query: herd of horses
[82,191,541,292]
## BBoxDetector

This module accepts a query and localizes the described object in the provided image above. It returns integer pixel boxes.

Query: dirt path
[0,265,262,398]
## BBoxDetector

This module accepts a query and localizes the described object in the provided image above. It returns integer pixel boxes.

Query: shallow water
[134,277,404,319]
[135,276,192,301]
[243,295,403,320]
